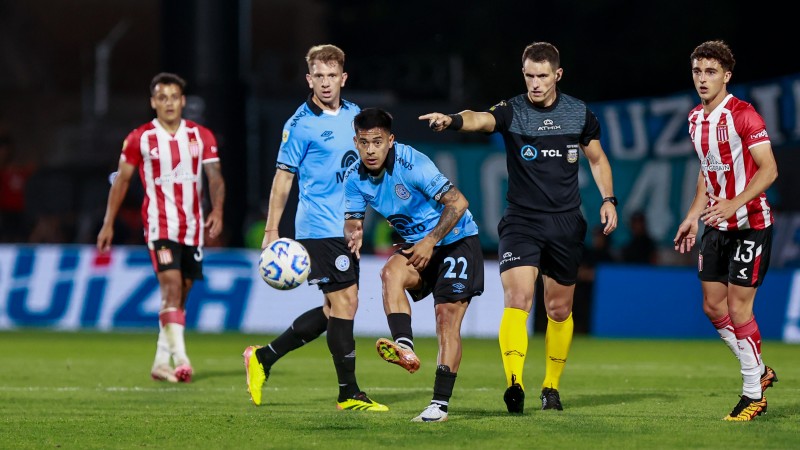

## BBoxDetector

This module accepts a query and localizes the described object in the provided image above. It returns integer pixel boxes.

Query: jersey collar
[305,93,350,116]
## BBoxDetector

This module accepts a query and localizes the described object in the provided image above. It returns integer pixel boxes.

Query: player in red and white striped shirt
[674,41,778,421]
[97,73,225,383]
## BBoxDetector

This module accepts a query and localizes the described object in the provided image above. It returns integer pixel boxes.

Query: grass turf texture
[1,330,797,449]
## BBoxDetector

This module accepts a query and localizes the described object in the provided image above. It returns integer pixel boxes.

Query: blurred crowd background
[1,0,797,270]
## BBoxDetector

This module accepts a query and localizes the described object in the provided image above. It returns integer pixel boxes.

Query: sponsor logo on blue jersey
[396,156,413,170]
[321,130,334,142]
[387,214,425,237]
[336,150,360,183]
[290,110,308,127]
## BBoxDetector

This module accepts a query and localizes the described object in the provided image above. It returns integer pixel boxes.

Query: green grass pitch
[0,330,797,449]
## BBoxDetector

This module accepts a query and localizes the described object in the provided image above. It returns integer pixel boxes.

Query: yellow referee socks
[499,307,529,389]
[543,313,574,390]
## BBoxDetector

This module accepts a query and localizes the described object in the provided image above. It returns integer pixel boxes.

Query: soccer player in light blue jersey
[343,108,484,422]
[243,45,387,412]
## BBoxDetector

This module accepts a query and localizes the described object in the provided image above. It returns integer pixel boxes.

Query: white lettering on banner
[783,271,800,343]
[0,245,505,338]
[481,154,507,242]
[750,84,784,145]
[603,102,648,160]
[650,96,695,157]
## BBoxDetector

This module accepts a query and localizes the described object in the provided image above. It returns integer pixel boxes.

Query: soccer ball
[258,238,311,290]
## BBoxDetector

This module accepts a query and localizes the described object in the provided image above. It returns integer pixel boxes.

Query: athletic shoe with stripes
[336,392,389,412]
[723,395,767,421]
[761,365,778,392]
[376,338,420,374]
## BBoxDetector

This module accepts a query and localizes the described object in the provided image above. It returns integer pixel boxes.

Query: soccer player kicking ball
[674,40,779,421]
[343,108,484,422]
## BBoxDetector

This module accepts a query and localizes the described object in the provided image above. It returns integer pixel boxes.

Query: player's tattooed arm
[428,185,468,243]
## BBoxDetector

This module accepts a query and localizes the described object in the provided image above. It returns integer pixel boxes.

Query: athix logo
[538,118,562,131]
[321,130,334,142]
[500,251,521,265]
[701,154,731,172]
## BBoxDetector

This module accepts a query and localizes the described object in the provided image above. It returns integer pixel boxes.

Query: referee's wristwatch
[602,196,618,206]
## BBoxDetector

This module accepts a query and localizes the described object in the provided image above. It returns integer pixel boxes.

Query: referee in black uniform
[421,41,617,414]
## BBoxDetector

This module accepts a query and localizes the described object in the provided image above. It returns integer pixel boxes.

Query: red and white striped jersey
[120,118,220,246]
[688,94,773,231]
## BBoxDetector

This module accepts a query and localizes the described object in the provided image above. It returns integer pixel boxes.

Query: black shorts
[299,237,359,293]
[397,235,484,305]
[147,239,204,280]
[497,209,587,285]
[698,226,772,287]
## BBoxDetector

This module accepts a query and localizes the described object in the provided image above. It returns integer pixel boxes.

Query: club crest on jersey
[282,129,289,143]
[189,139,200,157]
[395,184,411,200]
[716,123,729,143]
[567,148,578,163]
[335,255,350,271]
[521,145,538,161]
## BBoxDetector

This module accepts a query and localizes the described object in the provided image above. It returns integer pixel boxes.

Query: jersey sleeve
[276,120,307,174]
[580,108,602,146]
[343,168,367,220]
[486,100,513,133]
[735,105,770,149]
[410,151,453,202]
[120,129,142,167]
[199,127,220,163]
[344,171,367,220]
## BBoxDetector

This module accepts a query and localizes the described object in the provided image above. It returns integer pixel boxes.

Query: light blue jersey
[344,142,478,245]
[277,96,360,239]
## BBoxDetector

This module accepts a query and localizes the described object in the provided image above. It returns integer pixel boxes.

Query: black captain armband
[446,113,463,131]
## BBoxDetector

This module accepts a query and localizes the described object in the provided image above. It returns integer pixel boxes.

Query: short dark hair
[691,40,735,72]
[353,108,393,133]
[150,72,187,96]
[522,42,560,69]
